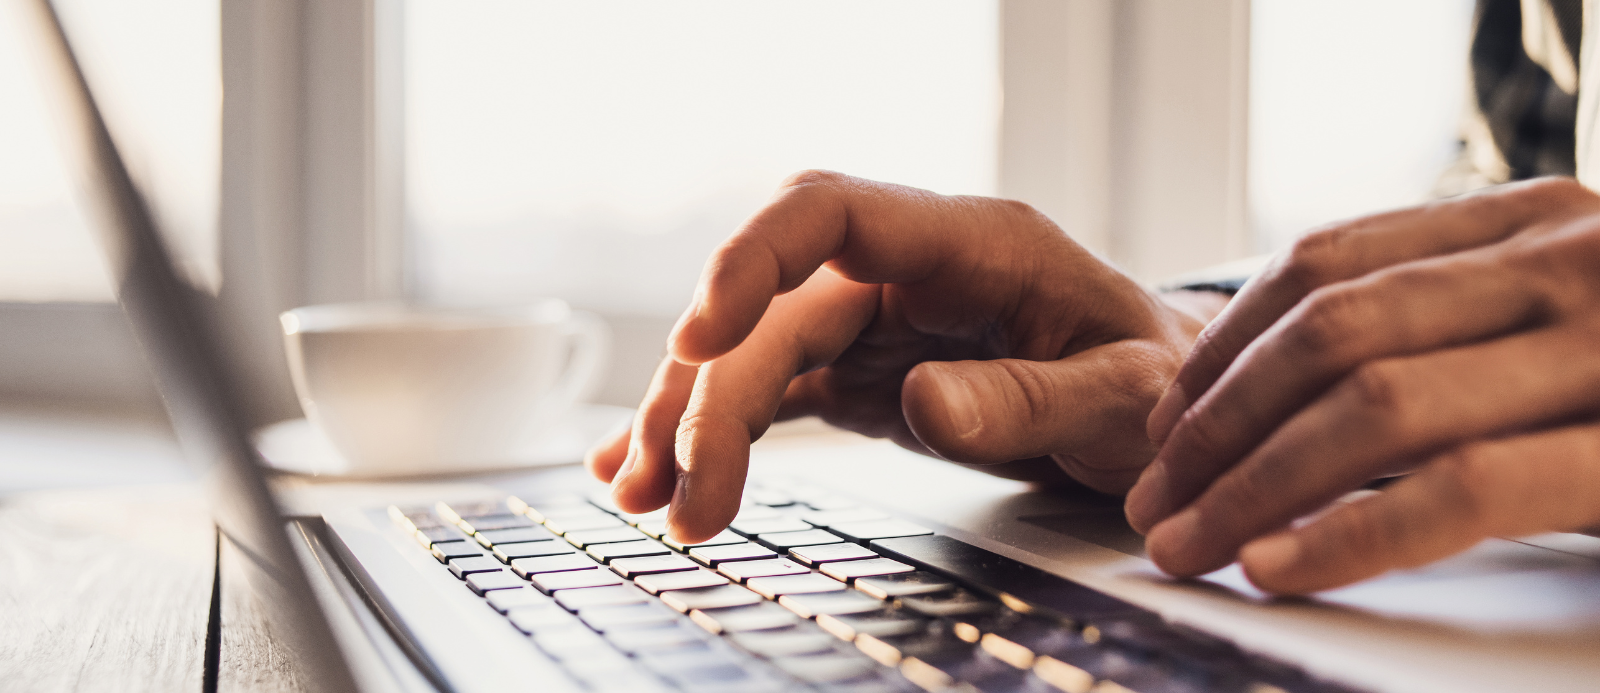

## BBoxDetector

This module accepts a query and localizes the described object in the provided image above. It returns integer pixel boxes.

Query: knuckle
[997,360,1054,430]
[1514,176,1587,205]
[1172,403,1231,462]
[1278,226,1352,293]
[1428,446,1505,528]
[779,168,844,191]
[1283,285,1365,358]
[1340,360,1413,417]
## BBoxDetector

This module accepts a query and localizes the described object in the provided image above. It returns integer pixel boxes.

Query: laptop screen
[17,0,357,689]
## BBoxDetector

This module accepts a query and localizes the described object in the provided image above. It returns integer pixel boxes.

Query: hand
[585,171,1212,542]
[1126,177,1600,594]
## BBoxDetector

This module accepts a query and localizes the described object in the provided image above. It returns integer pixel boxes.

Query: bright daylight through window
[405,0,1000,317]
[0,0,219,302]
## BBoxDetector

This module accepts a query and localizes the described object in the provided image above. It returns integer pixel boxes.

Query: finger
[669,170,1084,365]
[1127,249,1546,532]
[584,422,631,482]
[665,271,880,543]
[1145,321,1600,577]
[1240,422,1600,594]
[901,339,1177,494]
[1147,177,1599,444]
[609,356,699,514]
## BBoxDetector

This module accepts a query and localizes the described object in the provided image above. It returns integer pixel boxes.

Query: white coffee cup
[279,300,609,475]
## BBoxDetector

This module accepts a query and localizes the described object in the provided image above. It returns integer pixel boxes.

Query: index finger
[668,170,1071,365]
[1145,177,1597,445]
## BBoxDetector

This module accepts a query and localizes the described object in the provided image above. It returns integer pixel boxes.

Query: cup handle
[549,310,611,408]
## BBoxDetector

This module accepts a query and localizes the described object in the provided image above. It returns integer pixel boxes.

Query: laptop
[27,0,1600,691]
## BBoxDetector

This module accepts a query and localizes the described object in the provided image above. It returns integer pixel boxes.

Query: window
[405,0,1000,317]
[1249,0,1476,252]
[0,0,220,301]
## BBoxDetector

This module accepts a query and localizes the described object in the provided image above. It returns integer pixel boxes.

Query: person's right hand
[585,171,1213,543]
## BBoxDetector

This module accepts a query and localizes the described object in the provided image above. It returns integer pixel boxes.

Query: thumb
[901,343,1170,492]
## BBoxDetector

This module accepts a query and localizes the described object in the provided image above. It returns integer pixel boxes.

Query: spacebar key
[870,535,1145,621]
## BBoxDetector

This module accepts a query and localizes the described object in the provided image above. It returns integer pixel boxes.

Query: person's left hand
[1125,178,1600,594]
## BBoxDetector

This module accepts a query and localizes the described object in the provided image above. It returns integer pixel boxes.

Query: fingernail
[1124,461,1170,534]
[1146,383,1189,444]
[1241,533,1301,584]
[931,367,982,438]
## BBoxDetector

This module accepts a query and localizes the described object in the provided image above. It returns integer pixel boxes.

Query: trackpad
[1020,508,1148,559]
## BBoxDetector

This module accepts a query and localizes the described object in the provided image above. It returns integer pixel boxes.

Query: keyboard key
[733,505,784,522]
[743,488,794,507]
[507,604,581,633]
[436,500,503,524]
[770,651,880,684]
[853,621,975,668]
[430,540,485,563]
[578,603,681,632]
[390,504,440,530]
[554,585,652,611]
[729,626,839,658]
[416,525,469,547]
[790,542,880,566]
[689,542,777,566]
[746,573,847,599]
[605,624,711,654]
[509,553,600,578]
[531,625,610,658]
[817,612,931,641]
[485,587,551,613]
[524,502,606,524]
[820,557,914,582]
[664,530,745,551]
[544,514,626,535]
[587,539,671,563]
[494,540,578,563]
[802,495,859,511]
[801,508,891,527]
[618,507,670,525]
[610,553,698,578]
[530,569,626,593]
[644,658,775,692]
[564,527,648,548]
[586,492,622,513]
[717,558,809,582]
[475,526,555,547]
[636,521,670,539]
[659,585,764,613]
[830,519,933,543]
[777,590,886,619]
[465,571,527,596]
[690,602,800,634]
[730,517,812,536]
[755,529,843,551]
[458,513,537,534]
[634,569,731,594]
[871,534,1143,620]
[1032,656,1095,693]
[896,589,1000,618]
[447,555,505,580]
[853,571,956,599]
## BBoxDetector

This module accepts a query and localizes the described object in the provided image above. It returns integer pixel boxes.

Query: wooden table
[0,404,305,692]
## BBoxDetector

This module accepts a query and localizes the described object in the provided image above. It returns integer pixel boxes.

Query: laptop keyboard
[386,481,1361,693]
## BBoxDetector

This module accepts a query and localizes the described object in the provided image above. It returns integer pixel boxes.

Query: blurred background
[0,0,1473,484]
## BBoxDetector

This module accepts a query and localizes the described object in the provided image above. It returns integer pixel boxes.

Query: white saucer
[253,404,633,479]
